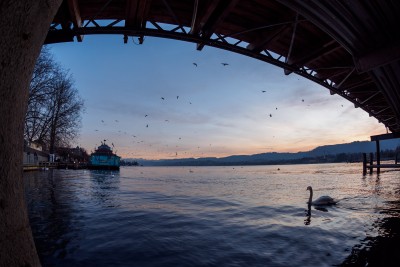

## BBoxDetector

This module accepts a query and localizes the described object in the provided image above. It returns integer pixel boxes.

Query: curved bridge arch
[48,0,400,133]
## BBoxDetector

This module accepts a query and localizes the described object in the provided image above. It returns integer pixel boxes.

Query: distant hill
[309,140,400,156]
[124,139,400,166]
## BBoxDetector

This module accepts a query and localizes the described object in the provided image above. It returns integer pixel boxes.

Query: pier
[363,133,400,175]
[23,161,88,171]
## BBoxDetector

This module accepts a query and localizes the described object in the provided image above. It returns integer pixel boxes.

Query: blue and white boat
[88,141,120,170]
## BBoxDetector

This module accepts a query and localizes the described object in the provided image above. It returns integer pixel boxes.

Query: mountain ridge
[123,139,400,166]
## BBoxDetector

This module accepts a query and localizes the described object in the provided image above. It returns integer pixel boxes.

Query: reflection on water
[89,170,121,208]
[24,169,81,264]
[24,164,400,266]
[304,203,312,225]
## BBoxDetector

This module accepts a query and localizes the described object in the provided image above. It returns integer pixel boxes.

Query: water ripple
[24,164,400,266]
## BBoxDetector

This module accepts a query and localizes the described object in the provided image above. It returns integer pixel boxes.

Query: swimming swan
[307,186,337,206]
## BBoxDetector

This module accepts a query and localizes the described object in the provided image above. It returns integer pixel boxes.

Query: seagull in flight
[269,114,272,117]
[161,97,165,100]
[261,90,266,93]
[193,63,197,67]
[145,114,148,117]
[221,63,229,66]
[177,96,179,99]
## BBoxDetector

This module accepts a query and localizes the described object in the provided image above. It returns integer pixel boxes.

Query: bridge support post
[369,153,374,174]
[362,153,367,175]
[0,1,62,266]
[376,140,381,174]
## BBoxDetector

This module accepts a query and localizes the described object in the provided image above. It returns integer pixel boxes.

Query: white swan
[307,186,337,206]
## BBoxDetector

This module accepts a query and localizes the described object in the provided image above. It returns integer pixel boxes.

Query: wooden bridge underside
[47,0,400,133]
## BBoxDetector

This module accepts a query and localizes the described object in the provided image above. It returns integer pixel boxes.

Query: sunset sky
[48,35,386,160]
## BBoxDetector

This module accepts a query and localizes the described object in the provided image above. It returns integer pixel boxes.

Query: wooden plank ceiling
[47,0,400,134]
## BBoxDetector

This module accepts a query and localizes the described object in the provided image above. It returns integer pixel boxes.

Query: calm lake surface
[24,163,400,266]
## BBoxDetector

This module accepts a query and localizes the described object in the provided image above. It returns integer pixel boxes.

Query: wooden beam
[344,78,374,91]
[370,133,400,141]
[190,0,220,35]
[189,0,199,34]
[125,0,152,29]
[125,0,139,28]
[195,0,239,50]
[290,39,340,67]
[354,40,400,73]
[162,0,186,33]
[335,68,355,89]
[246,24,292,53]
[285,13,299,66]
[68,0,83,41]
[359,91,381,105]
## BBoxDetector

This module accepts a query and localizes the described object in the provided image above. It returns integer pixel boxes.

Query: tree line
[24,47,84,155]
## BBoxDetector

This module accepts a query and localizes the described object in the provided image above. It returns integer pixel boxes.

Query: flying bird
[115,120,119,122]
[269,114,272,117]
[145,114,148,117]
[302,99,305,102]
[146,124,148,128]
[177,96,179,99]
[221,63,229,66]
[161,97,165,100]
[261,90,266,93]
[101,120,104,123]
[193,63,197,67]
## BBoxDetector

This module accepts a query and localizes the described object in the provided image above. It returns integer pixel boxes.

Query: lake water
[24,163,400,266]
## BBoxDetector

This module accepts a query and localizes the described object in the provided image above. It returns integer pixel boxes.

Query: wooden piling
[362,153,367,175]
[369,152,373,174]
[376,140,381,174]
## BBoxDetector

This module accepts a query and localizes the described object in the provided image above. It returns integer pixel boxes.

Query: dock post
[362,153,367,175]
[376,140,381,174]
[369,152,373,174]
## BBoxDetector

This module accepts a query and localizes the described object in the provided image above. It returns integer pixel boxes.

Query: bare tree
[25,48,84,153]
[47,68,84,154]
[25,47,56,144]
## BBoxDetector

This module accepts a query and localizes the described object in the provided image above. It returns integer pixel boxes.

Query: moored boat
[88,141,120,170]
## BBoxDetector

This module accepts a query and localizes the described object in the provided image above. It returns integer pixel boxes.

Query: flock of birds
[91,61,348,159]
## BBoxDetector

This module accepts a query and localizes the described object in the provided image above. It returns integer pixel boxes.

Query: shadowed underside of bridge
[47,0,400,133]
